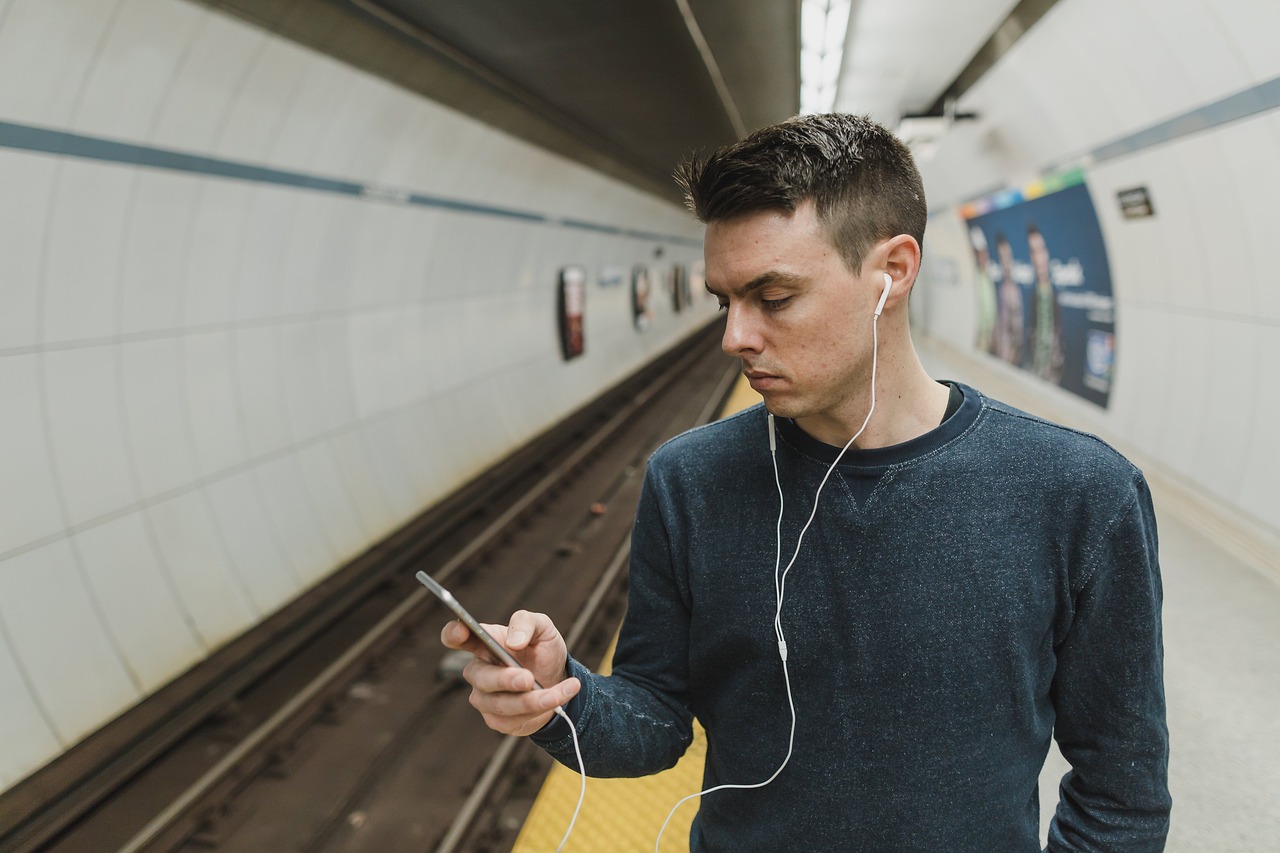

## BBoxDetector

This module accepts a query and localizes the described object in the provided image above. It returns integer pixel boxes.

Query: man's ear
[881,234,921,287]
[871,234,921,309]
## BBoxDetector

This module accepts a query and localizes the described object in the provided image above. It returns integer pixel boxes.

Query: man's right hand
[440,609,582,737]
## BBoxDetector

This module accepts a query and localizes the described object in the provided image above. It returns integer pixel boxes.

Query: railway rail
[1,321,737,853]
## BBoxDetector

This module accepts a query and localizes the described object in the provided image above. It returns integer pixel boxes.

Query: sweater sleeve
[530,465,696,776]
[1046,472,1172,851]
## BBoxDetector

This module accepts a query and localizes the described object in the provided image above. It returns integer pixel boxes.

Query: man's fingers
[504,610,535,649]
[464,655,535,692]
[505,609,557,651]
[440,619,471,650]
[469,677,581,718]
[440,620,505,663]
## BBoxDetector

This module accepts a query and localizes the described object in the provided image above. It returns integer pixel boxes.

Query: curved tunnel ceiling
[199,0,800,204]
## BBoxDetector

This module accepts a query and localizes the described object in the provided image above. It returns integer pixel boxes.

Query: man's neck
[796,358,950,451]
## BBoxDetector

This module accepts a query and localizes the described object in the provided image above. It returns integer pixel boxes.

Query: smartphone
[417,571,543,686]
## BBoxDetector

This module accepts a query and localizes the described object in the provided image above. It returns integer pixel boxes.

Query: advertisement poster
[672,264,691,313]
[960,170,1115,407]
[558,266,586,360]
[631,264,653,332]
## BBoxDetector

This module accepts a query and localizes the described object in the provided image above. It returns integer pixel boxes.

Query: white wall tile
[313,316,357,431]
[266,50,350,172]
[1075,0,1196,130]
[181,331,246,477]
[213,34,310,164]
[348,310,406,420]
[42,346,139,526]
[203,472,299,615]
[1235,329,1280,533]
[290,59,369,177]
[1177,141,1248,314]
[41,161,131,345]
[1212,0,1280,80]
[119,337,197,499]
[274,197,328,317]
[294,442,366,565]
[366,95,431,188]
[0,0,122,127]
[919,211,979,353]
[181,181,251,329]
[0,354,65,555]
[117,171,200,336]
[148,9,266,153]
[233,188,296,323]
[358,418,421,519]
[1132,0,1252,103]
[1191,320,1258,504]
[1146,313,1208,486]
[147,490,256,646]
[0,152,56,351]
[1145,157,1206,312]
[251,456,336,585]
[277,322,328,443]
[1109,308,1174,452]
[0,539,138,743]
[1220,114,1280,322]
[70,0,202,141]
[1087,165,1169,309]
[232,325,292,458]
[326,433,393,540]
[348,203,414,309]
[73,512,202,691]
[0,621,63,787]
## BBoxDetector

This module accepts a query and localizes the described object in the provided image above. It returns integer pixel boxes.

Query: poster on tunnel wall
[558,266,586,360]
[960,170,1115,407]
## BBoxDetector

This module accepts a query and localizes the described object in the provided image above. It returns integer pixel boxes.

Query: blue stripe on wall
[0,119,702,247]
[1090,75,1280,163]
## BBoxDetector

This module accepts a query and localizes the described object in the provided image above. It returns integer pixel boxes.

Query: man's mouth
[744,369,784,390]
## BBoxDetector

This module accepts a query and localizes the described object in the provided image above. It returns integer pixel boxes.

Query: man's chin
[761,397,806,420]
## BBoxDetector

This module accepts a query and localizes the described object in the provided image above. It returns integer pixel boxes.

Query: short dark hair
[675,113,927,273]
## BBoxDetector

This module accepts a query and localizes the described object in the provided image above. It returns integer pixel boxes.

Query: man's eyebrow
[705,270,805,297]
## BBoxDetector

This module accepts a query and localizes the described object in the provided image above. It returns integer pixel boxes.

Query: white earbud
[874,272,891,318]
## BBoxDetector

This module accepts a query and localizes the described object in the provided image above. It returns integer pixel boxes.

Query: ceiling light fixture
[799,0,851,116]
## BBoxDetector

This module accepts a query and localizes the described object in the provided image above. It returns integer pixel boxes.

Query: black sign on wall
[1117,186,1155,219]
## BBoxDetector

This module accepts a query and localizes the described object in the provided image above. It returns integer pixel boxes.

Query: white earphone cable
[555,707,587,852]
[654,309,882,851]
[775,313,881,624]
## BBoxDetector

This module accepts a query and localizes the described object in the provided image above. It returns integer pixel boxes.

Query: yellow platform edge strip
[512,376,760,853]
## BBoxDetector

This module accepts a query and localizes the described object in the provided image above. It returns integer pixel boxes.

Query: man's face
[1028,231,1050,281]
[997,241,1015,277]
[704,202,878,438]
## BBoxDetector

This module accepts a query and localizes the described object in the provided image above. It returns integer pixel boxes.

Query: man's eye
[761,297,791,310]
[716,302,728,312]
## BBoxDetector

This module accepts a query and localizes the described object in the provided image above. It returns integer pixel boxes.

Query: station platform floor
[512,335,1280,852]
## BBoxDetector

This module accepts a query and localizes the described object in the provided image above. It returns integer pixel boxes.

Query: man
[1027,222,1064,383]
[442,114,1171,851]
[995,232,1025,366]
[970,226,998,356]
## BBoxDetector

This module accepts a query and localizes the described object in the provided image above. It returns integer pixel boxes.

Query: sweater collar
[772,381,981,470]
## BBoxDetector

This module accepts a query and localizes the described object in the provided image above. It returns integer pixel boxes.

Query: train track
[3,322,738,853]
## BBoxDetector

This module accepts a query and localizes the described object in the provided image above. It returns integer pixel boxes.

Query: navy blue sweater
[534,384,1170,851]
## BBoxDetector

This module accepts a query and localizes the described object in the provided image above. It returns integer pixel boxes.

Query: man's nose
[721,305,762,356]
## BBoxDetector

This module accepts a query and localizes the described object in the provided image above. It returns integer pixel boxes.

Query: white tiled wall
[917,0,1280,543]
[0,0,712,790]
